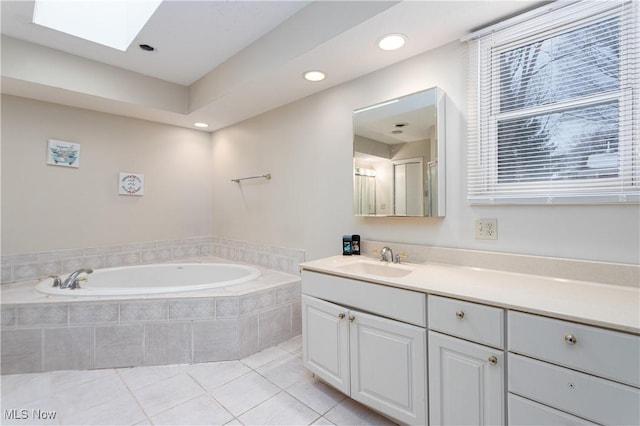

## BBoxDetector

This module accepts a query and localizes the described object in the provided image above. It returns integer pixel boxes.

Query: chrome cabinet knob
[564,334,578,345]
[455,310,465,320]
[488,356,498,365]
[349,315,355,322]
[338,313,345,319]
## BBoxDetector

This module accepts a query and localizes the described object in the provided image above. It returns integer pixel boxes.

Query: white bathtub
[35,263,262,297]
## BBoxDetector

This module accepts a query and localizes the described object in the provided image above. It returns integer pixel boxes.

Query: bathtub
[35,263,262,297]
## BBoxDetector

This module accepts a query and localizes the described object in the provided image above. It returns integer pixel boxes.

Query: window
[467,0,639,204]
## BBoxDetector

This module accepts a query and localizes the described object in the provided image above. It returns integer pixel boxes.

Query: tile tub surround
[0,336,397,426]
[1,258,302,375]
[1,236,305,285]
[212,236,306,277]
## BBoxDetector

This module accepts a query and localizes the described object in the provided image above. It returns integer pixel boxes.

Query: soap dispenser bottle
[342,235,352,255]
[351,234,361,255]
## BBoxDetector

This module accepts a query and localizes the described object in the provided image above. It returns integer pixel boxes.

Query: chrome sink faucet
[380,246,394,263]
[60,268,93,289]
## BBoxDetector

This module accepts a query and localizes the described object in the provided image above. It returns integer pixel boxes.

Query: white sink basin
[337,261,413,278]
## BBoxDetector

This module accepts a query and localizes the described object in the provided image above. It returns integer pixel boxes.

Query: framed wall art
[47,139,80,168]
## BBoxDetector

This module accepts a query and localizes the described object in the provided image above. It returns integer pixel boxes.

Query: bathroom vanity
[300,255,639,426]
[302,271,427,425]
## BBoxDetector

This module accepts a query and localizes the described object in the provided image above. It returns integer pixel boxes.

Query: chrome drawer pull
[455,310,465,320]
[564,334,578,345]
[338,313,345,319]
[488,356,498,365]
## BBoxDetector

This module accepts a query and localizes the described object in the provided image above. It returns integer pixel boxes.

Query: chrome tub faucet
[59,268,93,289]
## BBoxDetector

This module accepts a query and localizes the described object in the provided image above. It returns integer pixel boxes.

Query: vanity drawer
[428,295,504,348]
[301,271,426,327]
[508,311,640,387]
[508,393,597,425]
[509,354,640,426]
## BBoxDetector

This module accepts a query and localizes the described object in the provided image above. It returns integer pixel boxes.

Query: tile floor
[0,335,397,426]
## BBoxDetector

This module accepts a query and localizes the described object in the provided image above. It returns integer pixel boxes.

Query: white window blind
[467,0,639,204]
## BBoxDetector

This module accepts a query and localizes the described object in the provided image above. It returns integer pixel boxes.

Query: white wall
[211,41,640,264]
[1,95,213,255]
[3,40,637,264]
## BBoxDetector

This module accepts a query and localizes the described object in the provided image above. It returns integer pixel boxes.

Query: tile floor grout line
[233,388,323,424]
[244,352,334,425]
[234,389,286,420]
[281,385,345,419]
[144,392,208,424]
[249,344,346,420]
[115,366,159,424]
[135,371,208,420]
[184,368,239,424]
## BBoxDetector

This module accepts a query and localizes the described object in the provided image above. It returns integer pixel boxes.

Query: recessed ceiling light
[194,122,209,128]
[303,71,326,82]
[32,0,162,51]
[377,34,407,51]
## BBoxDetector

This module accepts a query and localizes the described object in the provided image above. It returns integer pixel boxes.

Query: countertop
[299,255,640,335]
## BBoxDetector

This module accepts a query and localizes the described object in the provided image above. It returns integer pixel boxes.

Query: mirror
[353,87,445,217]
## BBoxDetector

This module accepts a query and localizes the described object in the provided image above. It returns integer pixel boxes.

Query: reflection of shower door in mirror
[354,172,376,215]
[393,158,423,216]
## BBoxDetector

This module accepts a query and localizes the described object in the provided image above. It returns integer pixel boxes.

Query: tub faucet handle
[70,276,88,289]
[48,274,62,287]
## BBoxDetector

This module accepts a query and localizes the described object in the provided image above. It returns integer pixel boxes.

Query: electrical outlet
[475,218,498,240]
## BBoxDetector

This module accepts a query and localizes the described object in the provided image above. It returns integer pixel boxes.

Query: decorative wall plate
[119,172,144,196]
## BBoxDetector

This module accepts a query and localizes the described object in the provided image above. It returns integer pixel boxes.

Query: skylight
[32,0,162,51]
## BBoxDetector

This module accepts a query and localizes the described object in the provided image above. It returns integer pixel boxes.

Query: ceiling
[1,0,543,132]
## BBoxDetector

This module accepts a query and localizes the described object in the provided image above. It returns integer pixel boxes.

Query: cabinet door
[429,331,504,425]
[350,310,427,425]
[301,295,350,394]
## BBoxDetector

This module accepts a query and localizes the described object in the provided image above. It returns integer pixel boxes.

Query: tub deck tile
[120,300,168,322]
[17,304,68,327]
[144,322,192,366]
[216,296,239,318]
[193,319,240,362]
[43,326,94,371]
[168,298,216,320]
[95,323,145,369]
[0,328,42,374]
[69,302,119,324]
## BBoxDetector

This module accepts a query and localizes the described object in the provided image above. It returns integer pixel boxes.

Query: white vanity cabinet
[302,295,350,394]
[301,271,427,425]
[427,295,506,425]
[301,256,639,426]
[507,311,640,425]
